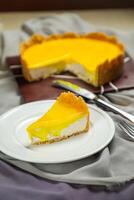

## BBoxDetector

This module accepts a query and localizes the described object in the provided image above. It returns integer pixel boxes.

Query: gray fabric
[0,13,134,189]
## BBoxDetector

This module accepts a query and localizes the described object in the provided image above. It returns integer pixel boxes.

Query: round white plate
[0,100,115,163]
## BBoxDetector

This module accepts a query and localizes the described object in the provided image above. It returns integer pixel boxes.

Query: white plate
[0,100,115,163]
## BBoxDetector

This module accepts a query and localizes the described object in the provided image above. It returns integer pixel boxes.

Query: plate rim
[0,100,115,163]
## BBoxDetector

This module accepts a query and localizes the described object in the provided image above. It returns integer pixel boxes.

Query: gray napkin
[0,13,134,189]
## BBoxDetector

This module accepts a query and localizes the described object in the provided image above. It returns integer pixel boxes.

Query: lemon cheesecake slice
[27,92,89,145]
[20,32,125,87]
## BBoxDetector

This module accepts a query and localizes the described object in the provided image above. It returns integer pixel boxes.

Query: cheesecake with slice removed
[27,92,89,145]
[20,32,125,87]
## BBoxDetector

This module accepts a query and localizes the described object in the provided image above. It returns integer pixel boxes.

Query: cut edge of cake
[31,115,89,145]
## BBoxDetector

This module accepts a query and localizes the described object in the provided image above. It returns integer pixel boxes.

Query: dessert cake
[20,32,125,87]
[27,92,89,145]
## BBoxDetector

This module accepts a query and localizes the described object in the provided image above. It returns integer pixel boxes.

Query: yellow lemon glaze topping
[27,92,89,141]
[22,37,123,73]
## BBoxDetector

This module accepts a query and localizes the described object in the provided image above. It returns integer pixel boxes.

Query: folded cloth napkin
[0,13,134,189]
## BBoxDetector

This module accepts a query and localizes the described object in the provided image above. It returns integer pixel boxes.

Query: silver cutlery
[119,121,134,140]
[53,80,134,123]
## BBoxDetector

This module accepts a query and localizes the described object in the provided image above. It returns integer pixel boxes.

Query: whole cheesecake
[27,92,89,145]
[20,32,125,87]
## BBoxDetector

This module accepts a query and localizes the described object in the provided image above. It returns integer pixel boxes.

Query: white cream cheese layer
[32,115,88,144]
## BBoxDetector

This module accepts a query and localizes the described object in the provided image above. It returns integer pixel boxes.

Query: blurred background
[0,0,134,30]
[0,0,134,11]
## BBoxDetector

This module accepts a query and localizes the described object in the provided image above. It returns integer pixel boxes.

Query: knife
[53,80,134,123]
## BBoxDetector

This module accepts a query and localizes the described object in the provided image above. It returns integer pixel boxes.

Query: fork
[119,120,134,140]
[101,95,134,140]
